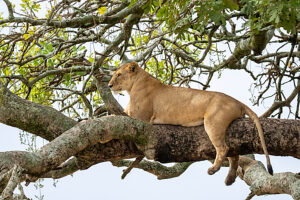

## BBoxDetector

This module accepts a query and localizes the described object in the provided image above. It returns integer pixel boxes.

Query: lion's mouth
[112,90,122,95]
[110,87,123,94]
[110,85,123,94]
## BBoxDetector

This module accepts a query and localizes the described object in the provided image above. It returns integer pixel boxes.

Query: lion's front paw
[207,166,219,175]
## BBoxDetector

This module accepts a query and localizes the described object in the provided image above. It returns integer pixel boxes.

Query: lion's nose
[108,83,113,88]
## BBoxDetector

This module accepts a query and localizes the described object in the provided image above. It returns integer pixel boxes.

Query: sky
[0,1,299,199]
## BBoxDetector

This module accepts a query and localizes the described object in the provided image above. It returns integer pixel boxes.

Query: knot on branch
[93,70,105,81]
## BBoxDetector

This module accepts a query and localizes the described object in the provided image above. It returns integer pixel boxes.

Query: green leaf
[269,10,278,22]
[222,0,239,10]
[275,15,280,24]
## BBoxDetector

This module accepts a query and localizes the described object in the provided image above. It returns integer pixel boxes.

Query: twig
[3,0,14,19]
[121,156,144,179]
[261,79,300,118]
[245,192,255,200]
[112,159,194,180]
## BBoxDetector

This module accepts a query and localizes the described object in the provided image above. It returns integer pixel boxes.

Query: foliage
[152,0,300,34]
[0,0,299,120]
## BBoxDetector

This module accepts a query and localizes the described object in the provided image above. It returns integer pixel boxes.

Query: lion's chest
[128,96,153,122]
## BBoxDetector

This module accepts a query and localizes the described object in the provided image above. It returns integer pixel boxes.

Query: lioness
[108,61,273,185]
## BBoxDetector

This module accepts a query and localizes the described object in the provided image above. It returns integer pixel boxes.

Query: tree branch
[238,156,300,199]
[93,72,127,116]
[3,0,14,19]
[0,0,146,28]
[0,81,77,141]
[221,27,274,69]
[112,159,193,180]
[0,114,299,198]
[41,158,79,179]
[0,115,299,177]
[261,79,300,118]
[92,11,144,115]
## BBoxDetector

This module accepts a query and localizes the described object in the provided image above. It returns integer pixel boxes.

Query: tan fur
[108,62,273,185]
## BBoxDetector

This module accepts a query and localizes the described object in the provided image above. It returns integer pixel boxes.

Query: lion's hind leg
[204,118,229,175]
[207,141,229,175]
[225,155,239,185]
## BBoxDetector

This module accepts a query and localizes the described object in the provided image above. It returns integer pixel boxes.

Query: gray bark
[0,115,299,198]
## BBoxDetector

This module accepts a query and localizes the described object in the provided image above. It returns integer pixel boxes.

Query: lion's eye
[117,73,121,77]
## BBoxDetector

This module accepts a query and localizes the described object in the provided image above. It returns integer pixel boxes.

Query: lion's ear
[128,62,138,72]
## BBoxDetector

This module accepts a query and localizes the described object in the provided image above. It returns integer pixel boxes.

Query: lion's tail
[243,105,273,175]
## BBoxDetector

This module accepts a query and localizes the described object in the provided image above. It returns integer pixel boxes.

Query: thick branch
[0,81,76,141]
[0,0,146,28]
[152,117,300,162]
[239,156,300,199]
[0,81,139,170]
[0,115,299,199]
[0,116,299,177]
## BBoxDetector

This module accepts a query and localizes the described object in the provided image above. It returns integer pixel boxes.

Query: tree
[0,0,299,199]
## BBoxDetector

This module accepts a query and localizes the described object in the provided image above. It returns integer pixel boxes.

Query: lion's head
[108,62,139,93]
